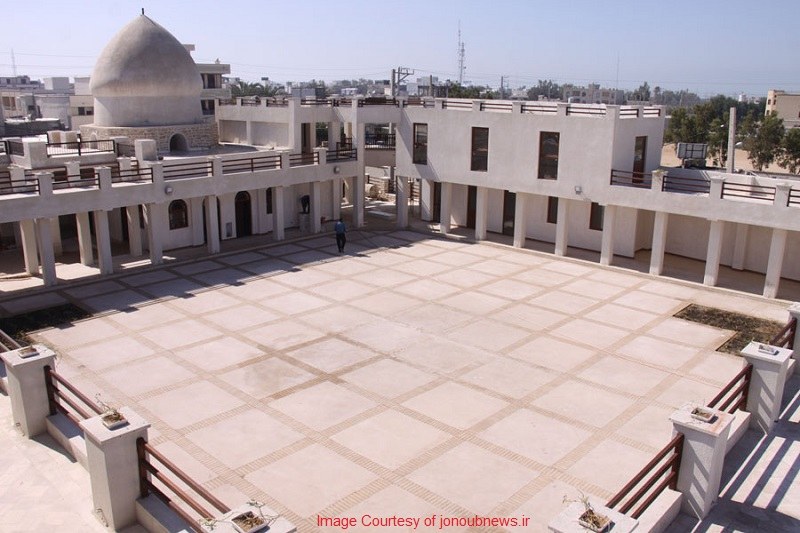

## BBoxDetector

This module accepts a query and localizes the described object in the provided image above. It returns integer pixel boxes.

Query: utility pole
[499,76,506,99]
[457,22,466,86]
[392,67,414,97]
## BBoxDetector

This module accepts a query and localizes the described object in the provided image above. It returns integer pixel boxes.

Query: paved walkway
[8,225,790,532]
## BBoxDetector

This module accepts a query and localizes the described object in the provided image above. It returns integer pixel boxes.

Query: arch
[169,133,188,152]
[235,191,252,237]
[168,200,189,230]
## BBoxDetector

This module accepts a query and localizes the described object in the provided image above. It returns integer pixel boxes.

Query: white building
[766,89,800,128]
[563,83,625,105]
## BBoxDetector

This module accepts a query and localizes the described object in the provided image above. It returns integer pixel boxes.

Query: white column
[332,178,342,221]
[35,217,57,286]
[93,210,113,275]
[600,205,617,266]
[272,185,285,240]
[353,174,365,227]
[205,196,220,254]
[763,228,787,298]
[726,107,736,173]
[513,192,527,248]
[554,198,570,256]
[741,341,793,432]
[126,206,143,257]
[420,179,433,221]
[19,219,39,275]
[670,406,733,518]
[49,217,62,256]
[0,345,56,437]
[703,220,725,286]
[75,212,94,266]
[310,181,322,233]
[650,211,669,275]
[144,203,165,266]
[190,197,205,246]
[731,223,749,270]
[396,175,409,229]
[439,182,452,234]
[474,186,488,241]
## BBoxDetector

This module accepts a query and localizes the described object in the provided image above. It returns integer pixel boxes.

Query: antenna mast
[457,22,466,85]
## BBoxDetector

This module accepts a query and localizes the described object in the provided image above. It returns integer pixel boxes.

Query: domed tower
[91,15,202,127]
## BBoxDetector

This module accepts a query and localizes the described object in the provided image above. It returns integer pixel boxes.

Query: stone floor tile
[340,321,425,354]
[614,404,676,449]
[445,319,530,352]
[532,380,635,428]
[646,317,733,349]
[561,279,628,300]
[550,319,630,350]
[269,382,376,431]
[508,336,597,372]
[66,336,155,370]
[460,358,557,399]
[529,290,599,314]
[140,318,223,350]
[439,291,510,315]
[584,303,660,330]
[341,359,438,399]
[175,337,264,371]
[219,357,315,399]
[203,304,281,331]
[578,356,671,397]
[286,337,377,373]
[101,356,195,395]
[613,290,684,314]
[402,382,507,430]
[243,320,325,351]
[394,338,493,374]
[106,302,184,330]
[567,439,653,492]
[140,380,244,429]
[478,278,544,301]
[492,304,569,332]
[618,336,702,369]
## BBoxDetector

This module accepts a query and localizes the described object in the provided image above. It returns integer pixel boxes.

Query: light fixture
[164,185,174,194]
[333,166,341,174]
[574,185,582,194]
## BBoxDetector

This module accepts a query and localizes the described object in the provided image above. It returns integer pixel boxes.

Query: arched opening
[169,133,188,152]
[168,200,189,230]
[235,191,252,237]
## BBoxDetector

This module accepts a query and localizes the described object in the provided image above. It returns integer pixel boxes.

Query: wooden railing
[662,174,710,194]
[326,148,357,162]
[221,154,282,175]
[520,103,558,115]
[111,167,153,184]
[606,433,684,519]
[789,189,800,207]
[721,182,776,203]
[479,101,513,112]
[770,317,797,348]
[610,169,652,189]
[442,99,473,110]
[162,161,213,181]
[0,170,39,195]
[358,97,399,107]
[707,364,753,413]
[44,365,103,425]
[52,171,100,190]
[289,151,319,167]
[137,438,230,531]
[0,329,21,351]
[567,104,605,117]
[46,139,116,157]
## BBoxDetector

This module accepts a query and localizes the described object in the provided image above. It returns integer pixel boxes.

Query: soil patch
[0,304,91,345]
[674,304,784,355]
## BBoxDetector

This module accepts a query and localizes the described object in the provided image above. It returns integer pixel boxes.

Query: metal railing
[240,97,261,106]
[643,107,662,117]
[620,107,640,118]
[221,154,282,175]
[44,365,104,426]
[707,364,753,414]
[721,182,776,203]
[6,139,25,156]
[610,169,652,188]
[567,104,606,117]
[300,98,331,107]
[0,140,6,155]
[137,438,230,531]
[403,97,435,108]
[770,317,797,348]
[442,99,473,110]
[0,329,21,351]
[52,171,100,190]
[46,139,116,157]
[289,151,319,167]
[606,433,684,519]
[217,98,237,106]
[359,97,399,107]
[480,101,513,112]
[662,174,711,194]
[790,189,800,207]
[326,148,357,162]
[364,133,395,148]
[111,167,153,184]
[264,98,289,107]
[162,161,213,181]
[0,171,39,195]
[520,103,557,115]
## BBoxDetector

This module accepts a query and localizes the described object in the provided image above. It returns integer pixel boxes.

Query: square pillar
[554,198,570,256]
[310,181,322,233]
[35,217,57,286]
[600,205,617,266]
[94,210,113,275]
[420,179,433,221]
[670,405,734,518]
[474,186,488,241]
[144,203,165,266]
[396,175,409,228]
[731,223,749,271]
[763,228,787,298]
[703,220,725,286]
[439,182,452,235]
[650,211,669,275]
[332,178,343,221]
[126,206,143,257]
[549,500,637,533]
[513,192,527,248]
[0,345,56,437]
[353,174,365,228]
[190,197,205,246]
[76,212,94,266]
[81,408,150,530]
[49,217,63,256]
[205,196,220,254]
[19,219,39,275]
[740,341,793,432]
[272,185,285,240]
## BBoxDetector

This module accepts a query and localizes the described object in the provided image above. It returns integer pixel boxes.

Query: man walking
[334,218,347,253]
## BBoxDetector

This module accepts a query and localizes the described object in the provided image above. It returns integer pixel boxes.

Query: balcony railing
[566,104,605,117]
[326,148,357,162]
[479,101,513,112]
[44,365,104,426]
[520,102,558,115]
[6,139,25,156]
[610,169,652,188]
[116,141,136,157]
[364,133,395,148]
[52,172,100,190]
[721,182,776,203]
[221,154,282,174]
[162,161,213,181]
[662,174,710,194]
[442,99,473,110]
[790,189,800,207]
[0,170,39,196]
[46,139,116,157]
[358,97,399,107]
[770,316,797,348]
[289,152,319,167]
[111,167,153,184]
[707,364,753,413]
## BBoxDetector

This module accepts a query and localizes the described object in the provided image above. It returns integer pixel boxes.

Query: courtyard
[21,227,791,531]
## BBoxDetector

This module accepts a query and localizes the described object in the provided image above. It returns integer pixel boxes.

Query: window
[266,187,273,215]
[168,200,188,230]
[547,196,558,224]
[538,132,560,180]
[470,127,489,171]
[413,123,428,164]
[589,202,604,231]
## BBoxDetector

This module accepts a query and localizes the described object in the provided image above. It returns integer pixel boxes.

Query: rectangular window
[538,132,560,180]
[547,196,558,224]
[589,202,604,231]
[266,187,273,215]
[471,127,489,171]
[413,123,428,164]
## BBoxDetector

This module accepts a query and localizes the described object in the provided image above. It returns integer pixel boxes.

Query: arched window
[168,200,188,230]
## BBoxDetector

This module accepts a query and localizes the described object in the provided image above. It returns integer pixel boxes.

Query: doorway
[466,186,477,229]
[502,191,516,236]
[235,191,252,237]
[633,136,647,183]
[432,182,442,223]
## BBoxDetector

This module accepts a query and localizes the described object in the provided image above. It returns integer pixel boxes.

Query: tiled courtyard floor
[21,229,794,531]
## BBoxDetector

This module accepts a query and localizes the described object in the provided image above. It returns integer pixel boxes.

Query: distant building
[766,90,800,128]
[184,45,231,116]
[562,83,624,105]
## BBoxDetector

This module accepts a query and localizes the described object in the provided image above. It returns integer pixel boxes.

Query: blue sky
[2,0,798,97]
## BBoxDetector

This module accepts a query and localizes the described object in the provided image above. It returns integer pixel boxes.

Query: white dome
[91,15,203,127]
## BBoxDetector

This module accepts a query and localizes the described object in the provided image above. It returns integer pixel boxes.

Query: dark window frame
[538,131,560,180]
[266,187,273,215]
[471,127,489,172]
[168,200,189,230]
[589,202,604,231]
[547,196,558,224]
[413,123,428,164]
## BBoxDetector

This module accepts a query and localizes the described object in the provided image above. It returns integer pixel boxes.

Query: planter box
[232,511,268,533]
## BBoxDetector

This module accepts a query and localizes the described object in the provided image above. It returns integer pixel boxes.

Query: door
[235,192,252,237]
[466,186,477,229]
[633,136,647,183]
[502,191,516,236]
[432,182,442,223]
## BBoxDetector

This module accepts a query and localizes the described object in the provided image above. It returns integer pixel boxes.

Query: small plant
[199,517,218,531]
[95,394,128,429]
[691,406,715,423]
[563,491,611,532]
[229,500,278,533]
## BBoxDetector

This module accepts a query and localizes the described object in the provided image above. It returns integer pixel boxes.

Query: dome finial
[141,8,144,15]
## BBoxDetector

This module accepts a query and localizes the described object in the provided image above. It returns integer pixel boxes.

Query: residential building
[563,83,625,105]
[766,89,800,128]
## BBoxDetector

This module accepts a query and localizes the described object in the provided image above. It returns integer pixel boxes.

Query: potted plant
[95,394,128,430]
[230,500,276,533]
[690,406,716,423]
[563,492,611,533]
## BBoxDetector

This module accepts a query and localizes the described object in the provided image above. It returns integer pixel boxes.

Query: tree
[706,117,728,167]
[779,127,800,174]
[746,113,785,170]
[526,79,562,101]
[231,81,265,97]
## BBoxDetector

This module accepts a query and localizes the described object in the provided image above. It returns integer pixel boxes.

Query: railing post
[669,405,733,518]
[789,304,800,360]
[80,407,150,530]
[710,175,725,201]
[651,168,665,192]
[740,341,793,432]
[0,344,56,437]
[774,182,791,207]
